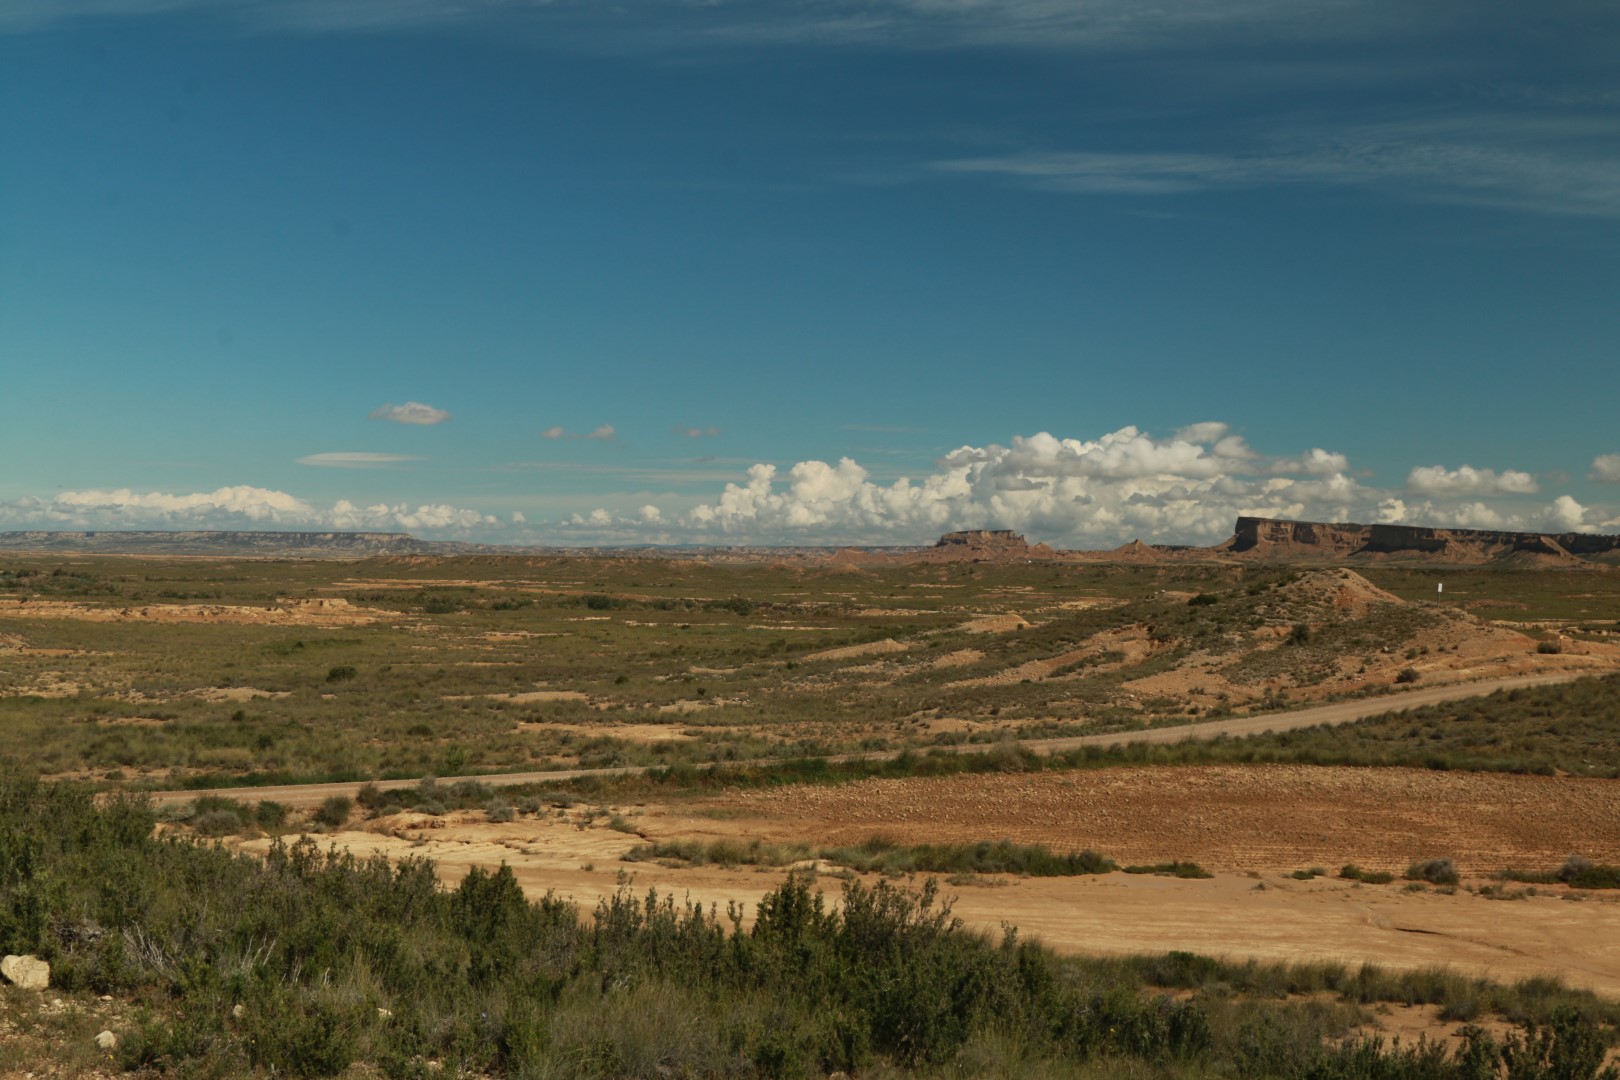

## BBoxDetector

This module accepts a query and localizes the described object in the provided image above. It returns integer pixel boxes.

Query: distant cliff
[1221,517,1620,565]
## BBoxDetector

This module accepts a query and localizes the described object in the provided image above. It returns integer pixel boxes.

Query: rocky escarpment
[1221,517,1620,565]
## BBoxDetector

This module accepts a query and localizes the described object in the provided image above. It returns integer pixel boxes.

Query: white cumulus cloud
[542,423,617,441]
[1544,494,1595,534]
[566,424,1382,545]
[1591,454,1620,483]
[1407,464,1540,497]
[369,401,451,425]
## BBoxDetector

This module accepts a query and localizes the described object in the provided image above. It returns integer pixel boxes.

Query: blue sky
[2,0,1617,545]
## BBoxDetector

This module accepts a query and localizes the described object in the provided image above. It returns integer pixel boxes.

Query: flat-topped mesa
[1224,516,1620,564]
[935,529,1026,548]
[1222,518,1370,558]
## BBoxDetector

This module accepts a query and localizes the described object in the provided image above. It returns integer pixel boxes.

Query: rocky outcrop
[935,529,1023,548]
[2,954,50,990]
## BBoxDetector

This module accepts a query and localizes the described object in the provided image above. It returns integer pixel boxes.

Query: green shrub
[314,795,352,829]
[325,665,358,683]
[1406,858,1460,886]
[1123,861,1213,879]
[1558,855,1620,890]
[254,801,289,829]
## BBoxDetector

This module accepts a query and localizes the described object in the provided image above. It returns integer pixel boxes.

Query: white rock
[377,1007,393,1019]
[95,1030,118,1051]
[231,1003,246,1019]
[0,954,49,991]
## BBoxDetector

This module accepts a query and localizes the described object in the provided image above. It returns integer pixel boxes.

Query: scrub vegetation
[3,776,1618,1079]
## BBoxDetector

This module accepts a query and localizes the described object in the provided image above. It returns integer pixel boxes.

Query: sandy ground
[239,796,1620,997]
[711,765,1620,871]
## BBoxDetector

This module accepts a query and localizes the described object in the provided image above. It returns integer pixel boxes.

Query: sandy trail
[143,671,1590,808]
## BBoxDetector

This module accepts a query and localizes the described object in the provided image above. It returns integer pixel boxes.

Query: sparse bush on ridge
[1407,857,1461,886]
[1497,856,1620,891]
[313,794,351,829]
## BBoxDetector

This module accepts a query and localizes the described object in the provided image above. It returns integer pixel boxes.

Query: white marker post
[1437,582,1444,600]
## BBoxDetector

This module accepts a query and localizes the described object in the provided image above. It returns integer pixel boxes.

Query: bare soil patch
[718,765,1620,872]
[0,597,392,625]
[802,638,909,662]
[959,613,1030,633]
[516,722,696,742]
[928,648,984,669]
[193,687,291,703]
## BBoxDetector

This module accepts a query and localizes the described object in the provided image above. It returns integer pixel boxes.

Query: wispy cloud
[542,423,617,441]
[297,452,424,468]
[674,425,722,438]
[0,0,1549,52]
[370,401,451,425]
[495,461,745,484]
[932,116,1620,219]
[844,423,926,434]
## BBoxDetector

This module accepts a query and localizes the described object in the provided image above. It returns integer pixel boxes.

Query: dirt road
[144,670,1587,808]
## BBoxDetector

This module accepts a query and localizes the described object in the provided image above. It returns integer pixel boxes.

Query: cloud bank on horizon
[0,486,499,535]
[3,424,1616,545]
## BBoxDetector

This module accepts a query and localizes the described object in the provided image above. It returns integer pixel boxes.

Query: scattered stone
[231,1003,246,1019]
[377,1007,393,1019]
[1,954,49,991]
[95,1030,118,1050]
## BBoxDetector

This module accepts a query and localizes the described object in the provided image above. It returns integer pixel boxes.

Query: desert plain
[4,528,1620,1075]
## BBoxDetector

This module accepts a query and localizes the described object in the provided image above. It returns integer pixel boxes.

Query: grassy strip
[7,774,1620,1079]
[1122,860,1214,879]
[624,836,1122,878]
